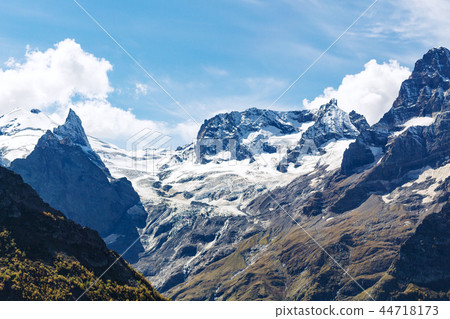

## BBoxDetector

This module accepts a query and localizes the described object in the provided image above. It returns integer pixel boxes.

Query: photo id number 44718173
[377,305,439,316]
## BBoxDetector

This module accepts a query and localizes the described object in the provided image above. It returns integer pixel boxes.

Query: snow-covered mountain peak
[317,98,338,112]
[316,98,347,119]
[194,108,315,163]
[39,109,105,168]
[277,99,365,172]
[0,108,56,135]
[0,106,106,169]
[301,99,360,146]
[0,108,58,166]
[198,108,314,140]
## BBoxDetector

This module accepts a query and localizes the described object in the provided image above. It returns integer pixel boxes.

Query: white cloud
[172,120,200,144]
[135,82,150,96]
[4,57,18,68]
[0,39,199,148]
[0,39,112,112]
[303,59,411,124]
[50,101,199,148]
[135,82,160,98]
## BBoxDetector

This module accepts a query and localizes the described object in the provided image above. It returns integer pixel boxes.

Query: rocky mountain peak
[318,98,338,112]
[67,108,81,123]
[195,108,314,162]
[414,47,450,79]
[379,47,450,127]
[301,99,360,146]
[349,110,370,132]
[342,47,450,177]
[197,108,313,140]
[278,100,364,172]
[53,109,90,148]
[339,47,450,213]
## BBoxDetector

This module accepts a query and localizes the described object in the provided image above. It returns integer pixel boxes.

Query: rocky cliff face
[0,166,164,301]
[10,110,146,262]
[370,201,450,300]
[380,47,450,126]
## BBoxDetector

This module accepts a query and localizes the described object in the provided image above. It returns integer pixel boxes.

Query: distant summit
[300,99,361,148]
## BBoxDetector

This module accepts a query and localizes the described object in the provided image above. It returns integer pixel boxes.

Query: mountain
[87,101,368,294]
[196,108,314,162]
[336,47,450,213]
[0,165,165,301]
[164,47,449,300]
[0,101,364,290]
[342,47,450,176]
[9,110,147,263]
[278,99,366,172]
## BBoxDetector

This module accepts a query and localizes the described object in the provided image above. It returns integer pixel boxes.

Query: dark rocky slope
[0,166,165,301]
[369,201,450,300]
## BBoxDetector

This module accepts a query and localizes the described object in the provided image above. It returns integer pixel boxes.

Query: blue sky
[0,0,449,147]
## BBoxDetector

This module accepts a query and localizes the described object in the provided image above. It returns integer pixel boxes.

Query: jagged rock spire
[53,109,90,147]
